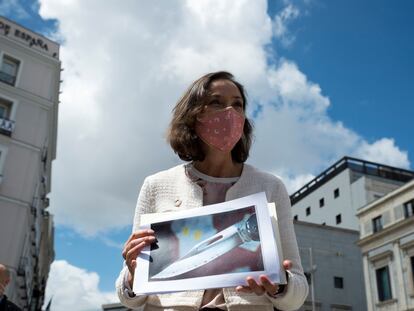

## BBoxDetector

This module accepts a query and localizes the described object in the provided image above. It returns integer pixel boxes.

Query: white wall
[292,169,358,229]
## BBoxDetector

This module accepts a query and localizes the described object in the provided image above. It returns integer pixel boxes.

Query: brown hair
[167,71,253,163]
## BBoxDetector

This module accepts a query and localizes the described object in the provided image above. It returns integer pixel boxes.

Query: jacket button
[174,199,182,207]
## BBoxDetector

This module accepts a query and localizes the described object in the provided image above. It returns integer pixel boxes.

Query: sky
[1,0,414,310]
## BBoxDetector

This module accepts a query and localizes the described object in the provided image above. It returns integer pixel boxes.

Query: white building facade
[291,157,414,230]
[0,16,60,310]
[357,180,414,311]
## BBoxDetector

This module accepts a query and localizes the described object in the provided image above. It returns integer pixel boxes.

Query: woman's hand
[122,229,156,288]
[236,260,292,296]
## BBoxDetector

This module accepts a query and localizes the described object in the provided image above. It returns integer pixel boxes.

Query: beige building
[357,180,414,311]
[0,16,60,309]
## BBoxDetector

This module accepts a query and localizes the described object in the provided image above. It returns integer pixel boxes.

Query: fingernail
[147,229,154,234]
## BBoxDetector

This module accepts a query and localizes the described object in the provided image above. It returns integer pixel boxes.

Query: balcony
[0,117,15,136]
[0,71,16,86]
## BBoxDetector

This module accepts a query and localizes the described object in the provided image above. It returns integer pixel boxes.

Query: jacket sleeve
[266,178,309,310]
[116,177,153,308]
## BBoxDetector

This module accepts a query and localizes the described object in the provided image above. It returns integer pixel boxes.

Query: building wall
[292,168,405,231]
[357,180,414,311]
[0,15,59,310]
[292,169,356,229]
[295,221,367,311]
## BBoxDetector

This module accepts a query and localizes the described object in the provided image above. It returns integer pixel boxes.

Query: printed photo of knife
[151,213,260,279]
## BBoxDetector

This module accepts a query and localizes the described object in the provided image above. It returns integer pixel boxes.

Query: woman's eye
[233,101,243,109]
[209,100,221,107]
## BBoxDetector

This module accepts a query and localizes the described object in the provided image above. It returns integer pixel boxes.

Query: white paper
[134,192,284,294]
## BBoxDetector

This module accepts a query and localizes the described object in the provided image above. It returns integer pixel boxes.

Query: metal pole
[309,247,316,311]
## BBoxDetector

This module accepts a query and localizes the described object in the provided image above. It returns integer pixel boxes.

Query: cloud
[355,138,410,169]
[35,0,410,236]
[274,171,315,194]
[44,260,117,311]
[272,4,300,47]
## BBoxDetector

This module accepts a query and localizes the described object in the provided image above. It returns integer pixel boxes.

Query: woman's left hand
[236,260,292,296]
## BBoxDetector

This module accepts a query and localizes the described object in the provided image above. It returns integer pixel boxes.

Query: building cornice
[357,180,414,217]
[357,217,414,248]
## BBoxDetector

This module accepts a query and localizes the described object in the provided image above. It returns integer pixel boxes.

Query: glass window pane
[1,57,19,76]
[0,107,6,118]
[376,266,392,301]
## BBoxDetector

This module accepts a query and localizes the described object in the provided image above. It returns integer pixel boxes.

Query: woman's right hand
[122,229,156,288]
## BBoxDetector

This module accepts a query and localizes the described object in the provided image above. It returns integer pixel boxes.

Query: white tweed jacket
[116,163,308,311]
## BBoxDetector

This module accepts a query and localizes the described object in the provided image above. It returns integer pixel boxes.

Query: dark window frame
[334,276,344,289]
[404,199,414,218]
[0,54,20,86]
[334,188,340,198]
[336,214,342,224]
[319,198,324,208]
[376,266,392,302]
[411,256,414,286]
[306,207,311,216]
[372,215,383,233]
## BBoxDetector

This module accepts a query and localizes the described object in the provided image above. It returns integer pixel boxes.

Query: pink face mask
[195,107,245,152]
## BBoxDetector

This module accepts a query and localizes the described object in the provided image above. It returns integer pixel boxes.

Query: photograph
[134,192,284,295]
[148,205,264,281]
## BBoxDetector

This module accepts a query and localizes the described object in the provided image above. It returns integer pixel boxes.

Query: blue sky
[268,0,414,158]
[2,0,414,309]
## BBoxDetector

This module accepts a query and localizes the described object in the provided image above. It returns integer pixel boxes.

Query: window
[372,215,383,233]
[293,215,298,221]
[319,198,324,208]
[334,188,340,198]
[306,207,311,216]
[376,266,392,301]
[411,257,414,285]
[404,199,414,218]
[334,276,344,289]
[0,54,20,86]
[0,97,11,119]
[0,97,14,136]
[336,214,342,224]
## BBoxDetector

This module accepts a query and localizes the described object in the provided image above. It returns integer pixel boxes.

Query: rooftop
[290,156,414,205]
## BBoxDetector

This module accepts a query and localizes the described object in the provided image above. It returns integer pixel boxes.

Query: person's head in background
[0,264,11,296]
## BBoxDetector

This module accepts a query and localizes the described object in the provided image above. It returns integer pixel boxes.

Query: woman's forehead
[207,79,242,97]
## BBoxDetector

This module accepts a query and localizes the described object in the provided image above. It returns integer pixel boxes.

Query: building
[357,179,414,311]
[291,156,414,230]
[295,221,366,311]
[0,16,60,310]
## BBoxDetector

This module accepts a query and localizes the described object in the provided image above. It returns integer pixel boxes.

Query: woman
[116,71,308,310]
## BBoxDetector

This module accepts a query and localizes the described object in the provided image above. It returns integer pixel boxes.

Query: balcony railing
[0,117,15,136]
[0,71,16,86]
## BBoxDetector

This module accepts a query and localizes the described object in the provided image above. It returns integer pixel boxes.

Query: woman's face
[200,79,244,116]
[195,79,245,156]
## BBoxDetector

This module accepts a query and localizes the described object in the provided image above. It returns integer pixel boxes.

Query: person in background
[116,71,308,310]
[0,264,22,311]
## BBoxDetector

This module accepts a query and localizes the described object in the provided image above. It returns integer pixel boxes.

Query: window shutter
[383,210,391,227]
[394,204,404,221]
[364,220,373,235]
